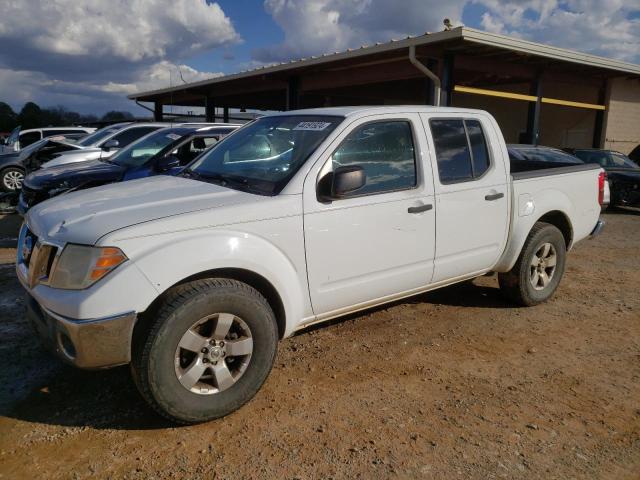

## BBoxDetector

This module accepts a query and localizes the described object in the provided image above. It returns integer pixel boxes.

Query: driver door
[302,114,436,317]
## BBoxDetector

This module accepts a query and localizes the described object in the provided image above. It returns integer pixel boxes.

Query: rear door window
[19,131,42,147]
[430,119,491,184]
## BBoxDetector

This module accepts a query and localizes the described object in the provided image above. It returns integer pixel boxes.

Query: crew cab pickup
[17,107,605,423]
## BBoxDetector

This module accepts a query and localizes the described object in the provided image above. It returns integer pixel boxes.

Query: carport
[129,27,640,152]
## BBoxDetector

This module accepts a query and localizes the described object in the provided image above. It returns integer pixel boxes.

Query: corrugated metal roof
[128,27,640,100]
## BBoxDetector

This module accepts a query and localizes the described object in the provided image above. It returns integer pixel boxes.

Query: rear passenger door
[422,114,509,283]
[303,114,436,316]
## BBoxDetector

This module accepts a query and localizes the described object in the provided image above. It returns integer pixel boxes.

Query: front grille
[18,225,60,288]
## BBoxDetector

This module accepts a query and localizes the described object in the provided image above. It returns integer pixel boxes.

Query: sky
[0,0,638,116]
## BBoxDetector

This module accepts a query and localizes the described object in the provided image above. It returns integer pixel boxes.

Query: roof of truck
[268,106,488,117]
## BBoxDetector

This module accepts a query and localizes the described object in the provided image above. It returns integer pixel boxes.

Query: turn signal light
[90,247,127,281]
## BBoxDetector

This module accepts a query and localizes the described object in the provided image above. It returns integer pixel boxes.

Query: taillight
[598,171,606,206]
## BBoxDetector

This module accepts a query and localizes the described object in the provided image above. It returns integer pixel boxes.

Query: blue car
[19,124,239,213]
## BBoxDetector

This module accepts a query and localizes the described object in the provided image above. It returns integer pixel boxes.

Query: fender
[493,187,574,272]
[111,223,311,338]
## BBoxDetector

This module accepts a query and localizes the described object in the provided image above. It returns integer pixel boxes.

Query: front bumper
[590,219,605,239]
[25,294,136,369]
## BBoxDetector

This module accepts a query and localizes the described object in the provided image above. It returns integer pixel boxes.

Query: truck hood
[23,159,124,191]
[26,175,266,245]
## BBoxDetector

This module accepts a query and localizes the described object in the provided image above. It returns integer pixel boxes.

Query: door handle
[485,192,504,201]
[407,204,433,214]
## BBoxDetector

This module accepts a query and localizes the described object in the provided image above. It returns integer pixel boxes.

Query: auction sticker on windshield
[293,122,332,131]
[166,133,182,140]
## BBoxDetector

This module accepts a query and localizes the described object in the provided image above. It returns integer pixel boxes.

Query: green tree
[101,110,134,122]
[18,102,43,129]
[0,102,17,131]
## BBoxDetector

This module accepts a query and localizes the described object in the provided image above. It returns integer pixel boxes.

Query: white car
[17,106,604,423]
[1,126,95,153]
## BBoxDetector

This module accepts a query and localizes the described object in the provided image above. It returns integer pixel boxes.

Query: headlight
[49,244,127,290]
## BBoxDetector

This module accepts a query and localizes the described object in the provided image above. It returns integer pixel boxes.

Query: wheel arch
[494,205,574,273]
[536,210,573,249]
[135,268,287,345]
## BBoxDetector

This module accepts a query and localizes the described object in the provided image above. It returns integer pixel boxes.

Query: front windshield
[110,128,189,167]
[187,115,342,195]
[76,125,126,146]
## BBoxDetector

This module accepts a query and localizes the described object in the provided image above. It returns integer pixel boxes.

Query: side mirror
[156,154,181,172]
[318,165,366,201]
[102,139,119,151]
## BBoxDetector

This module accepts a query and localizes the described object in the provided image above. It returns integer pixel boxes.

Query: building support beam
[286,76,299,111]
[440,54,454,106]
[154,102,163,121]
[205,96,216,122]
[524,71,543,145]
[592,81,608,148]
[223,107,229,123]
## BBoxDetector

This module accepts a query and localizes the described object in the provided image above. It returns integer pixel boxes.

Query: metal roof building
[129,27,640,154]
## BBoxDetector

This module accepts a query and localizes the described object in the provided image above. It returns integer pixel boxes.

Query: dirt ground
[0,210,638,480]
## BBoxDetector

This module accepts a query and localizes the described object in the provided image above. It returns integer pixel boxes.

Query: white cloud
[0,0,238,114]
[0,0,239,65]
[103,62,223,95]
[254,0,468,62]
[474,0,640,62]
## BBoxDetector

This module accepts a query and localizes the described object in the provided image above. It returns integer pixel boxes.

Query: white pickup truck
[17,106,605,423]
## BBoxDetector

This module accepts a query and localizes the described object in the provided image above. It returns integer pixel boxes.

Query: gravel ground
[0,210,638,479]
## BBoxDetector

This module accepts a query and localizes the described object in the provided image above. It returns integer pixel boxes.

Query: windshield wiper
[182,169,269,195]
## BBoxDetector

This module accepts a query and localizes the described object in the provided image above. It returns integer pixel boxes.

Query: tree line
[0,102,134,132]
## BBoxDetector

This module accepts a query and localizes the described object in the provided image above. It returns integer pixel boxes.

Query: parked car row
[16,106,605,424]
[18,124,238,212]
[0,122,240,193]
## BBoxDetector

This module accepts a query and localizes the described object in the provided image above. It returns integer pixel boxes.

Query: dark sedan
[565,148,640,208]
[0,138,83,192]
[19,125,238,213]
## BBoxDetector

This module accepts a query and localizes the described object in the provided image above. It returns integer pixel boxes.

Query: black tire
[131,278,278,424]
[498,222,567,306]
[1,167,24,192]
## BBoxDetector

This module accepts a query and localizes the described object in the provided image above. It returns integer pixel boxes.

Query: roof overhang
[128,27,640,105]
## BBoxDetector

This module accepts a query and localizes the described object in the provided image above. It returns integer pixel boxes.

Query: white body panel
[19,106,603,342]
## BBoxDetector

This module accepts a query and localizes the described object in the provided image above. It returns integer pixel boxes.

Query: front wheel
[131,278,278,424]
[1,167,24,192]
[498,222,567,306]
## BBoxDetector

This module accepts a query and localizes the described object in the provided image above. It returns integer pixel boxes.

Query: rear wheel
[131,278,278,424]
[1,167,24,192]
[498,222,567,306]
